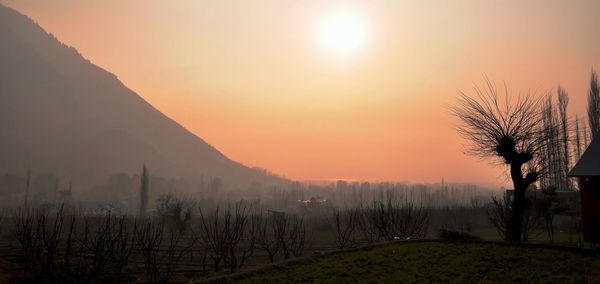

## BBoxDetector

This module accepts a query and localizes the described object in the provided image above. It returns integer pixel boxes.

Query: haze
[4,0,599,185]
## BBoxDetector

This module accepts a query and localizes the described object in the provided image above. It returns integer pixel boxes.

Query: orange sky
[3,0,600,186]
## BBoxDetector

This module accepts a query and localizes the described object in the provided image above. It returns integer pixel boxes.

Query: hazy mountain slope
[0,4,285,188]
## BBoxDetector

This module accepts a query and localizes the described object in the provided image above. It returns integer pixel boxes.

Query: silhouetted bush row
[12,202,312,283]
[332,201,429,249]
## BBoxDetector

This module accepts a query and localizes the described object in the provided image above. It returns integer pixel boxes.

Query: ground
[215,241,600,283]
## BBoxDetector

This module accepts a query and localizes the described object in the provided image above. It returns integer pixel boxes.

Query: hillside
[0,4,286,190]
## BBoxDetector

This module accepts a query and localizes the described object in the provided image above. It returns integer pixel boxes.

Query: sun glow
[316,9,368,59]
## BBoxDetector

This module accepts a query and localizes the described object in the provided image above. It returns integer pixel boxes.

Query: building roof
[569,136,600,177]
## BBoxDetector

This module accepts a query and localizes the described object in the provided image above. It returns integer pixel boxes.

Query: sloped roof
[569,137,600,177]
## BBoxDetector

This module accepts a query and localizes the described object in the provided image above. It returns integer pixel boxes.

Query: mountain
[0,4,286,190]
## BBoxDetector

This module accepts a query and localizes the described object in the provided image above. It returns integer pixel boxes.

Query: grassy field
[216,241,600,283]
[470,227,583,245]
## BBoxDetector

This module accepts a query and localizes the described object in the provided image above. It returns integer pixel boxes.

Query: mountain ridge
[0,4,287,190]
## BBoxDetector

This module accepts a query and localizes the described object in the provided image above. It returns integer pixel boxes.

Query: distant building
[569,137,600,244]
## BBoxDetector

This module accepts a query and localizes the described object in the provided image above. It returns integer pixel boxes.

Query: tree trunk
[508,162,528,242]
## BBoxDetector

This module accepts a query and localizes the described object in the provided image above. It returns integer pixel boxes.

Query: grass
[471,227,583,245]
[216,241,600,283]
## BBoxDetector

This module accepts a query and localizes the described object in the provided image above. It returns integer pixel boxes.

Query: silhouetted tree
[575,115,583,159]
[140,164,149,218]
[135,220,164,282]
[279,214,307,259]
[557,87,571,190]
[588,70,600,139]
[451,80,544,242]
[368,201,429,240]
[256,212,282,263]
[332,209,358,249]
[488,193,540,242]
[110,216,136,281]
[198,202,255,272]
[356,205,380,243]
[14,208,38,279]
[540,95,567,191]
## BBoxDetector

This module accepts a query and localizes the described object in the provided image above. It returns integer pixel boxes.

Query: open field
[218,241,600,283]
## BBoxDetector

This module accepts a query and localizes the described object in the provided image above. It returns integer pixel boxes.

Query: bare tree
[198,207,226,272]
[575,115,582,160]
[135,219,164,282]
[155,230,194,284]
[488,192,541,242]
[222,203,253,271]
[280,214,307,259]
[253,211,309,261]
[332,209,358,249]
[541,96,564,191]
[76,215,90,279]
[236,213,260,268]
[14,208,39,279]
[40,206,65,279]
[369,201,429,240]
[256,212,282,263]
[583,121,590,148]
[198,202,254,272]
[14,206,83,282]
[84,213,117,283]
[110,216,136,281]
[356,206,380,243]
[288,216,307,258]
[557,86,571,190]
[451,80,545,242]
[61,215,76,282]
[588,69,600,139]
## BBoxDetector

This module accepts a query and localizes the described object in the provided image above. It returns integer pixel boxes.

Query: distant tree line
[539,71,600,191]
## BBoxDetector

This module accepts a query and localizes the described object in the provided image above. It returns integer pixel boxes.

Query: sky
[2,0,600,186]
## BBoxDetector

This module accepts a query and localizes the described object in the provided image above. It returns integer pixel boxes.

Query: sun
[316,9,368,59]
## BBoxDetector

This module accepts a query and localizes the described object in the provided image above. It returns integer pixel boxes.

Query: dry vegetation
[1,198,432,283]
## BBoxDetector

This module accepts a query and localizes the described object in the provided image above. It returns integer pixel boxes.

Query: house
[569,137,600,244]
